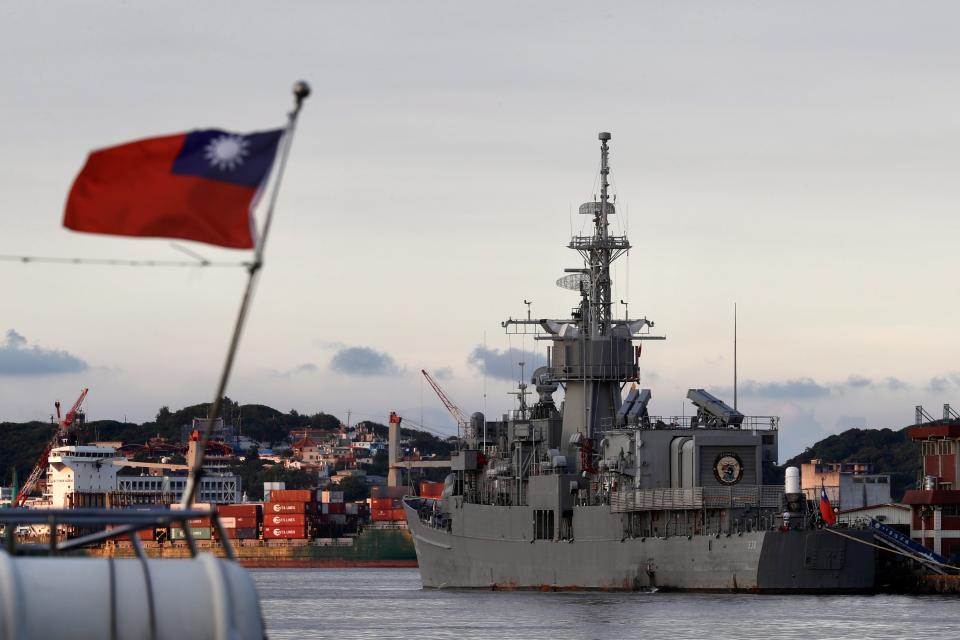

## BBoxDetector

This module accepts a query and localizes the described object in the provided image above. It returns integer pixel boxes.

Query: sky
[3,1,960,459]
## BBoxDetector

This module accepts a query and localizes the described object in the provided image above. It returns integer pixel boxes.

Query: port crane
[16,388,88,506]
[420,369,471,438]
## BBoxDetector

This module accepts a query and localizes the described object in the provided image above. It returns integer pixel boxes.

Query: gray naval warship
[404,132,876,592]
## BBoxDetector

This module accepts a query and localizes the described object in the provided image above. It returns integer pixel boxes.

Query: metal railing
[602,415,779,431]
[611,485,784,513]
[0,507,235,560]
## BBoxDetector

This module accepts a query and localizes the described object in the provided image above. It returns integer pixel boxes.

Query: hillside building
[800,459,892,509]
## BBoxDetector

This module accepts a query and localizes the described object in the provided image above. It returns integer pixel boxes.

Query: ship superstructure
[404,133,877,591]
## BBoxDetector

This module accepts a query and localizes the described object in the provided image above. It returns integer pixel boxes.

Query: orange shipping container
[420,482,444,498]
[371,497,400,510]
[262,525,308,539]
[269,489,313,502]
[266,513,306,526]
[265,502,308,514]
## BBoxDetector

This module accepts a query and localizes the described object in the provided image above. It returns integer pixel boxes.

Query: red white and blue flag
[819,484,836,526]
[64,129,283,249]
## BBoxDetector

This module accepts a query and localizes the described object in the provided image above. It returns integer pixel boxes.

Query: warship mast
[504,132,659,472]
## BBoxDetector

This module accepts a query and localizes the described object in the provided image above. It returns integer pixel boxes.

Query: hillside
[781,427,920,500]
[0,399,442,485]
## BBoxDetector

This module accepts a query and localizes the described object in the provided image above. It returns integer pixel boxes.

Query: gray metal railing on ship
[610,485,784,513]
[601,415,779,431]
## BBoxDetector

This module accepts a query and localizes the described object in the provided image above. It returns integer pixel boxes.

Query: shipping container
[186,518,212,527]
[262,526,308,539]
[218,516,260,529]
[170,527,213,540]
[266,513,306,527]
[171,503,212,511]
[137,528,155,541]
[326,502,346,515]
[269,489,313,502]
[420,482,444,498]
[320,490,344,503]
[345,503,359,515]
[217,504,260,518]
[221,528,258,540]
[371,497,401,510]
[264,501,308,514]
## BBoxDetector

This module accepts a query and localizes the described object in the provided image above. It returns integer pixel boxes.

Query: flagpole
[181,81,311,509]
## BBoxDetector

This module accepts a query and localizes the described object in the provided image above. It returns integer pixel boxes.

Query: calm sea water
[252,568,960,640]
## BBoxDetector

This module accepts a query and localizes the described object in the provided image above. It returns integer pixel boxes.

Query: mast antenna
[734,302,738,411]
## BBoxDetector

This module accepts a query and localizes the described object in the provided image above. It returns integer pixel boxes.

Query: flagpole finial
[292,80,311,107]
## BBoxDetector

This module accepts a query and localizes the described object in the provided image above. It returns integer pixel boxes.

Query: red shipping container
[327,502,346,515]
[186,518,212,527]
[265,502,307,514]
[218,516,259,529]
[420,482,444,498]
[391,508,407,521]
[371,497,400,510]
[138,528,155,541]
[262,525,308,539]
[223,528,258,540]
[269,489,313,502]
[266,513,306,526]
[217,504,260,518]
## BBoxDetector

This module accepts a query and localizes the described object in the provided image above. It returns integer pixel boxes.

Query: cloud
[882,376,908,391]
[717,373,912,400]
[922,373,960,393]
[431,367,453,381]
[270,363,319,379]
[330,346,401,377]
[0,329,88,376]
[738,377,831,399]
[844,375,872,389]
[467,345,546,381]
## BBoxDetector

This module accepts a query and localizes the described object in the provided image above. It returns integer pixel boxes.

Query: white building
[45,444,241,507]
[47,445,122,508]
[116,475,240,504]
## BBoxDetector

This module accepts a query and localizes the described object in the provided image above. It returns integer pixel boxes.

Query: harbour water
[253,569,960,639]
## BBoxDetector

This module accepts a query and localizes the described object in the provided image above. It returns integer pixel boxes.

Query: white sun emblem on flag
[204,134,250,171]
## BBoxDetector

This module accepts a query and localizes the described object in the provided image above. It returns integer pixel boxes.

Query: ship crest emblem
[713,451,744,485]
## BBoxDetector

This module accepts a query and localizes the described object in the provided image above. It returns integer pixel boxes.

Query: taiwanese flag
[64,129,284,249]
[819,484,837,526]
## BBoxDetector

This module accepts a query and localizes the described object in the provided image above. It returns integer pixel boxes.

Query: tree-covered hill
[0,400,447,486]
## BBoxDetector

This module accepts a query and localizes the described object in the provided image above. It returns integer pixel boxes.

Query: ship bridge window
[534,509,554,540]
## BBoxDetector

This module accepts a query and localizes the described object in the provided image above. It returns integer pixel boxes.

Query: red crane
[16,388,88,506]
[421,369,470,438]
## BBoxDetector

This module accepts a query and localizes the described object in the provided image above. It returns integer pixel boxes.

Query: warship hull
[405,500,876,592]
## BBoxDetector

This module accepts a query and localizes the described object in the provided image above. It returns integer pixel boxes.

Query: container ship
[403,132,881,592]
